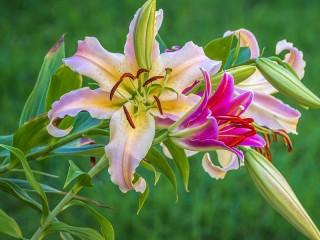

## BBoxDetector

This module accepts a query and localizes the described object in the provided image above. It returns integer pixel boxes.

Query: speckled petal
[106,104,155,193]
[47,87,124,137]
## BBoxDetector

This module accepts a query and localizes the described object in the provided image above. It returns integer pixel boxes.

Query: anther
[136,68,149,78]
[123,105,135,129]
[153,95,163,115]
[110,73,135,100]
[143,76,165,87]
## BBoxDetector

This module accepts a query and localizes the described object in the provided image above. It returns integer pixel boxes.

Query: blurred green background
[1,0,320,239]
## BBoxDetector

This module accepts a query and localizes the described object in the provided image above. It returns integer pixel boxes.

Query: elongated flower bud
[244,149,320,239]
[188,65,256,94]
[133,0,156,70]
[256,58,320,108]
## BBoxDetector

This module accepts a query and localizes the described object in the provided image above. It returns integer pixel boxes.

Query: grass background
[1,0,320,239]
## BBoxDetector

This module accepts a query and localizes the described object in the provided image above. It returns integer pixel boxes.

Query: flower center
[110,68,173,128]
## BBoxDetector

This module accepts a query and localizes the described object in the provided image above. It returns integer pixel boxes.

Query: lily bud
[256,58,320,108]
[133,0,156,70]
[244,149,320,239]
[211,65,256,88]
[188,65,256,94]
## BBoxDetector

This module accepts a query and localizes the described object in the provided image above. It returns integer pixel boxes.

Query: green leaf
[145,147,178,200]
[0,178,42,212]
[49,144,105,158]
[0,134,13,158]
[140,160,161,185]
[45,64,82,111]
[137,182,149,214]
[19,35,65,126]
[12,114,53,167]
[156,34,168,53]
[224,47,251,69]
[0,208,23,238]
[0,144,49,223]
[64,160,93,189]
[204,34,234,70]
[63,200,114,240]
[43,222,105,240]
[163,139,189,192]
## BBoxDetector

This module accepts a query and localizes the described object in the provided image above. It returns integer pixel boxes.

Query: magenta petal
[229,89,253,115]
[207,72,234,116]
[239,134,266,147]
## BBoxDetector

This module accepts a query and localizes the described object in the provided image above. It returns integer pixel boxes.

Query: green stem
[152,131,168,144]
[30,155,108,240]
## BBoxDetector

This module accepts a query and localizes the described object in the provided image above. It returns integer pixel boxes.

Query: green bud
[133,0,156,70]
[188,65,256,94]
[256,57,320,108]
[244,149,320,240]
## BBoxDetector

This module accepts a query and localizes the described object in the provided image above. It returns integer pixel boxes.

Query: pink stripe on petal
[244,91,301,134]
[47,87,124,137]
[207,72,234,116]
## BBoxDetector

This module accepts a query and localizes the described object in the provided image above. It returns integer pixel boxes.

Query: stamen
[110,73,135,100]
[228,136,245,147]
[276,130,293,152]
[153,95,163,115]
[263,133,271,148]
[123,105,135,129]
[136,68,149,78]
[143,76,165,87]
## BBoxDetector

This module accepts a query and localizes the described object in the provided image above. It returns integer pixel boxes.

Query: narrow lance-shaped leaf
[145,147,178,201]
[0,144,49,224]
[163,139,189,192]
[63,200,114,240]
[140,160,161,185]
[42,222,105,240]
[19,35,65,126]
[0,208,23,239]
[244,148,320,240]
[137,175,149,215]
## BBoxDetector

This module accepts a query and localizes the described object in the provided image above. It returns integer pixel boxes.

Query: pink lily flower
[224,29,304,134]
[46,9,221,193]
[168,70,265,178]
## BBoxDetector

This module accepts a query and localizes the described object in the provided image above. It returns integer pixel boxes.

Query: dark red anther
[136,68,149,78]
[110,73,135,100]
[153,95,163,115]
[263,133,271,148]
[123,105,135,129]
[143,76,165,87]
[165,68,173,72]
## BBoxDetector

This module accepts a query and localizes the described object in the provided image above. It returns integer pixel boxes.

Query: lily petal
[125,9,163,70]
[207,72,234,116]
[63,37,131,95]
[202,151,240,179]
[238,89,301,134]
[276,39,306,79]
[47,87,124,137]
[224,28,260,58]
[106,104,155,193]
[236,70,277,95]
[150,93,201,122]
[152,42,221,100]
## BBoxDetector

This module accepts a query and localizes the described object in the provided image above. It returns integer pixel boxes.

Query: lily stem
[30,155,108,240]
[152,131,168,144]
